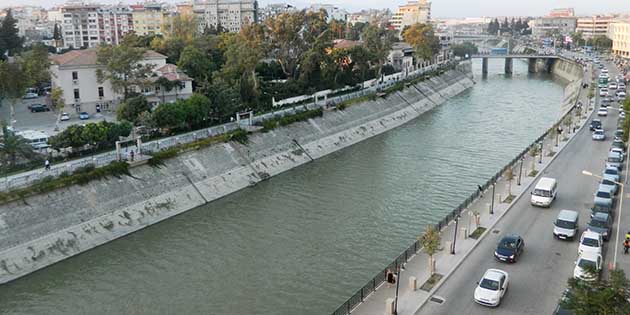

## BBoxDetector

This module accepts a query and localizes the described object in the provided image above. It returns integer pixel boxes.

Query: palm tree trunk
[9,98,16,129]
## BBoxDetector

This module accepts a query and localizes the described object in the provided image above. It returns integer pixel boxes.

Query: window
[98,87,104,97]
[72,71,78,80]
[74,89,80,100]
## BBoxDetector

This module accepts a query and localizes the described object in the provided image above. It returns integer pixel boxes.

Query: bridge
[469,54,561,74]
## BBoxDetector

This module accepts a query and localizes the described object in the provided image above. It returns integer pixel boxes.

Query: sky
[1,0,630,18]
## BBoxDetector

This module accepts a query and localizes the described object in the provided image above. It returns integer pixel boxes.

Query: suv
[587,212,613,241]
[590,119,602,131]
[30,104,50,112]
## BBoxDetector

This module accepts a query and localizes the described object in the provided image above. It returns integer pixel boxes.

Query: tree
[52,23,62,48]
[0,61,28,128]
[152,101,186,132]
[0,124,41,169]
[181,94,212,129]
[19,43,50,88]
[265,11,308,79]
[362,24,395,79]
[419,225,441,275]
[0,9,24,57]
[503,167,514,198]
[571,32,585,47]
[51,87,65,131]
[207,78,241,123]
[96,44,153,99]
[177,45,218,90]
[528,145,539,174]
[117,95,151,124]
[562,269,630,315]
[451,42,478,58]
[402,23,441,62]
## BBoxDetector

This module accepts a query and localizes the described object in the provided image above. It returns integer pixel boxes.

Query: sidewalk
[350,68,592,315]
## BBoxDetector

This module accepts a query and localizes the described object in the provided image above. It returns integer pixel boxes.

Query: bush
[262,119,278,132]
[228,129,249,144]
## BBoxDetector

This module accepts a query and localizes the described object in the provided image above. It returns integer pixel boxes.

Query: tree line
[487,17,530,36]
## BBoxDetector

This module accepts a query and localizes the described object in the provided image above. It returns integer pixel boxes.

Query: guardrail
[330,66,585,315]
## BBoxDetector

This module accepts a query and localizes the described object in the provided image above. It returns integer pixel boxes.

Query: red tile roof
[49,48,166,66]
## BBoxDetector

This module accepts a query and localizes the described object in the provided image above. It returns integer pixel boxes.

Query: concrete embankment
[0,63,475,284]
[553,58,585,115]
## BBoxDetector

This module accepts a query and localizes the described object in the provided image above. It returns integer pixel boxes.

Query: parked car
[23,92,38,99]
[494,234,525,263]
[612,140,625,150]
[587,212,613,241]
[593,189,614,210]
[79,112,90,120]
[611,147,625,160]
[606,151,623,170]
[60,112,70,121]
[30,104,50,112]
[592,129,605,140]
[598,107,608,116]
[591,202,614,219]
[614,129,624,141]
[573,251,603,281]
[603,167,620,183]
[590,119,602,131]
[554,210,579,241]
[620,111,627,119]
[474,269,509,307]
[578,230,603,257]
[610,82,618,89]
[600,178,619,196]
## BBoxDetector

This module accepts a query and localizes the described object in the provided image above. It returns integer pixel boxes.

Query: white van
[554,209,579,240]
[531,177,557,207]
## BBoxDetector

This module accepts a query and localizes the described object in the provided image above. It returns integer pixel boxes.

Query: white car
[60,112,70,121]
[611,147,625,160]
[602,68,609,74]
[23,92,38,99]
[592,129,605,140]
[600,89,609,97]
[597,107,608,116]
[573,251,603,282]
[620,111,627,119]
[610,83,618,90]
[578,230,603,256]
[618,91,626,100]
[474,269,509,307]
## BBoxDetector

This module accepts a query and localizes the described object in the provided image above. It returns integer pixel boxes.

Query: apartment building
[131,3,167,36]
[530,17,577,37]
[98,6,134,45]
[257,3,296,22]
[49,49,193,114]
[308,4,348,22]
[389,0,431,32]
[548,8,575,18]
[610,20,630,59]
[59,4,101,49]
[576,15,613,39]
[192,0,258,33]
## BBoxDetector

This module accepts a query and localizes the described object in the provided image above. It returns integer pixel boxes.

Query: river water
[0,59,565,315]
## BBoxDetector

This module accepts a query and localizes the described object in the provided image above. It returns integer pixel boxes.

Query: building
[98,6,134,45]
[176,3,194,16]
[49,49,193,114]
[59,4,101,48]
[549,8,575,18]
[389,0,431,32]
[530,17,577,37]
[347,9,392,26]
[257,3,296,22]
[576,15,614,39]
[131,3,167,36]
[610,20,630,59]
[308,4,347,22]
[193,0,258,33]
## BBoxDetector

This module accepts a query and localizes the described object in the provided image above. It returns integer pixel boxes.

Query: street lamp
[452,213,460,255]
[490,183,496,215]
[581,170,625,268]
[517,156,524,186]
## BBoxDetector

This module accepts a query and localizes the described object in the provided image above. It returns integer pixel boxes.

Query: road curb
[412,82,593,314]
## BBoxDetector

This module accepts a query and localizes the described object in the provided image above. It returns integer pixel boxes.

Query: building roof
[153,64,192,82]
[50,48,166,66]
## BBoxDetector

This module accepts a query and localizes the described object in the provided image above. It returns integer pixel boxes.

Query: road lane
[417,62,617,315]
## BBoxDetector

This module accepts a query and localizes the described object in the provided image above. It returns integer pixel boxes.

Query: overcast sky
[1,0,630,18]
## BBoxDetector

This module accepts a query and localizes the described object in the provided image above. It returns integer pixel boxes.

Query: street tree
[562,269,630,315]
[0,9,24,57]
[96,44,153,100]
[528,145,539,175]
[0,61,28,128]
[362,24,395,80]
[402,23,441,62]
[504,167,514,198]
[19,43,50,88]
[0,124,41,169]
[51,87,65,131]
[419,225,441,275]
[52,23,62,48]
[117,95,151,124]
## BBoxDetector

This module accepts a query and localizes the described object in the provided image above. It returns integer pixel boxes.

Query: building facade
[193,0,258,33]
[131,3,167,36]
[49,49,193,114]
[59,4,101,48]
[308,4,347,22]
[389,0,431,32]
[98,6,134,45]
[610,20,630,59]
[530,17,577,37]
[257,3,296,22]
[576,15,613,39]
[548,8,575,18]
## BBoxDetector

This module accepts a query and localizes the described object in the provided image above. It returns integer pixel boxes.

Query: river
[0,59,565,315]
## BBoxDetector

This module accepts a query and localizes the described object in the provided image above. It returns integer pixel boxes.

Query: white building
[192,0,258,33]
[610,20,630,60]
[257,3,296,22]
[59,4,101,49]
[390,0,431,32]
[576,15,614,39]
[530,17,577,37]
[98,5,134,45]
[308,4,347,22]
[49,49,193,114]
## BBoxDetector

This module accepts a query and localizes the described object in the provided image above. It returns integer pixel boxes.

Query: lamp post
[490,183,496,215]
[517,156,524,186]
[393,265,403,315]
[451,214,460,254]
[581,170,625,268]
[538,142,543,164]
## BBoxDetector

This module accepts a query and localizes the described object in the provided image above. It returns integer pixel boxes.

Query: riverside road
[417,61,626,315]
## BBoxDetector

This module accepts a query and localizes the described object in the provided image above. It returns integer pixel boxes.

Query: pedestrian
[478,185,484,198]
[624,238,630,255]
[130,150,135,162]
[44,159,50,171]
[386,269,395,288]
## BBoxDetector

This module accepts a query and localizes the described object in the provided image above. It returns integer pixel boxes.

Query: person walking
[624,237,630,255]
[130,150,135,162]
[477,185,484,198]
[44,159,50,171]
[386,269,395,288]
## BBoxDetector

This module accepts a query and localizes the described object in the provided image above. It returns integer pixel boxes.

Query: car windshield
[596,191,611,198]
[602,179,616,186]
[556,219,575,229]
[499,239,517,250]
[479,278,499,291]
[608,157,621,163]
[533,189,552,197]
[595,131,604,135]
[589,219,608,228]
[578,258,596,269]
[605,169,618,175]
[582,237,599,247]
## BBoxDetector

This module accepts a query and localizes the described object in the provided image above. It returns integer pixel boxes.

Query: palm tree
[419,225,441,275]
[504,167,514,198]
[528,146,539,175]
[0,125,40,170]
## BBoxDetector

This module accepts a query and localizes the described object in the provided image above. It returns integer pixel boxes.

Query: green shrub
[73,164,96,175]
[228,129,249,144]
[262,119,278,132]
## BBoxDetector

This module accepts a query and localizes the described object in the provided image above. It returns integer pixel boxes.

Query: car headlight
[603,231,608,236]
[509,254,515,259]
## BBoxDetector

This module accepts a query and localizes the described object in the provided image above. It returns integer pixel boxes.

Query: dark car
[494,234,524,263]
[30,104,50,112]
[590,119,602,131]
[612,140,626,150]
[587,212,613,241]
[614,129,624,140]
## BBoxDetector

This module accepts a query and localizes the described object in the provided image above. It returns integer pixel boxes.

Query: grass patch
[469,227,487,240]
[420,273,444,291]
[502,194,515,204]
[546,151,556,157]
[259,108,324,132]
[528,170,539,177]
[335,93,377,110]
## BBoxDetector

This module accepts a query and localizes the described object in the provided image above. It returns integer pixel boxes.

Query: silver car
[603,167,620,183]
[599,179,618,195]
[592,129,605,141]
[593,189,613,209]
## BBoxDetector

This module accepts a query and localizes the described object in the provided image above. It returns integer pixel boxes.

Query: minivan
[531,177,557,207]
[554,209,579,240]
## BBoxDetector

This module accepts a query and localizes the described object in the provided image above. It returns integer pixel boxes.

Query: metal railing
[330,73,584,315]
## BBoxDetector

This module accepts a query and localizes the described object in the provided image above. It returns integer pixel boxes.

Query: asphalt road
[416,62,620,315]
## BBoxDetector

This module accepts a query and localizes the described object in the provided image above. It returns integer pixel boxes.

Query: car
[602,68,609,74]
[23,92,38,99]
[600,89,608,97]
[494,235,525,263]
[611,147,625,160]
[60,112,70,121]
[574,251,603,281]
[592,129,605,140]
[610,82,618,89]
[473,269,509,307]
[593,189,614,209]
[619,83,626,90]
[614,129,624,141]
[603,166,620,183]
[597,107,608,116]
[612,140,626,150]
[587,212,613,241]
[600,178,619,196]
[591,202,613,219]
[590,119,602,131]
[620,111,627,119]
[79,112,90,120]
[618,91,627,100]
[553,289,575,315]
[578,230,604,257]
[606,151,623,170]
[30,104,50,112]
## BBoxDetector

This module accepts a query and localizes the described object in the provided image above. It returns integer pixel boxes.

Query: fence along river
[0,59,565,315]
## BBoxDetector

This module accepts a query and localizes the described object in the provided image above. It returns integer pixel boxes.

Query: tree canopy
[96,44,153,99]
[402,23,441,61]
[0,9,24,58]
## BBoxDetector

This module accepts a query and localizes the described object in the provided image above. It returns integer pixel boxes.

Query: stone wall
[0,63,475,284]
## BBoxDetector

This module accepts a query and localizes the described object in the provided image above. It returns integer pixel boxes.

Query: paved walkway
[350,64,592,315]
